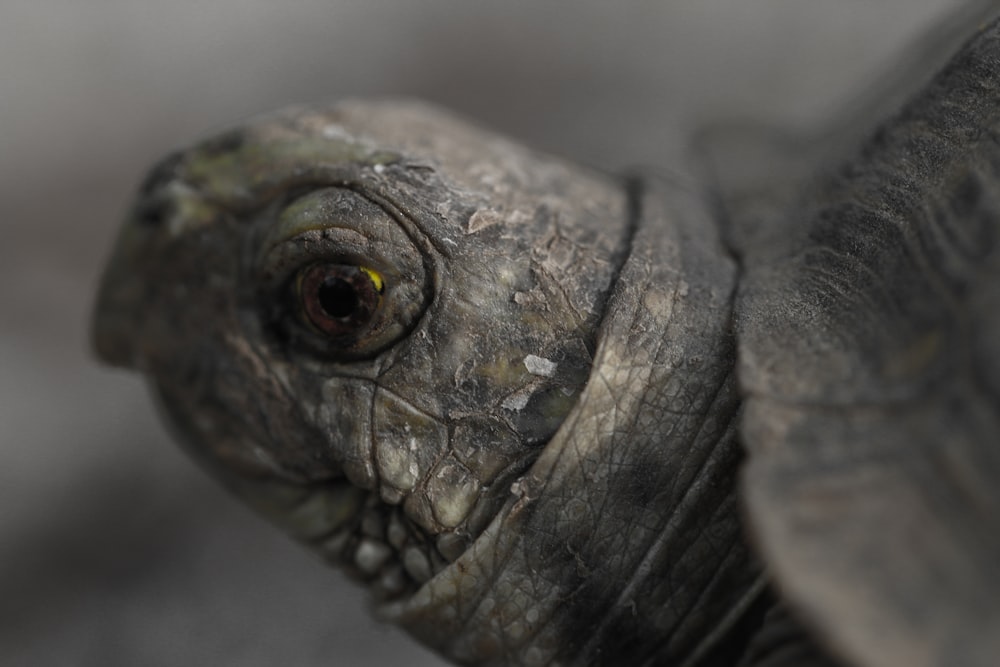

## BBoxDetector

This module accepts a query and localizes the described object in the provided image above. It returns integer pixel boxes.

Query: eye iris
[299,263,382,338]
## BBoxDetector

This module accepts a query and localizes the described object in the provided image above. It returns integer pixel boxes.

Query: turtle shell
[730,15,1000,667]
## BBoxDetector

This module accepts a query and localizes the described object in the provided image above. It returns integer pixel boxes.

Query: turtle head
[95,99,757,665]
[93,99,631,603]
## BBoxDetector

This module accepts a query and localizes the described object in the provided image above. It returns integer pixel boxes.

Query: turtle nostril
[132,151,186,229]
[134,197,174,228]
[139,151,184,197]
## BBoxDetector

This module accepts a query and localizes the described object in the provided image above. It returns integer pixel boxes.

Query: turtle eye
[297,262,384,339]
[257,187,430,361]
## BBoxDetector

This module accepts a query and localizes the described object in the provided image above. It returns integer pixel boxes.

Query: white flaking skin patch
[466,209,504,234]
[322,124,349,139]
[502,389,532,411]
[523,354,557,377]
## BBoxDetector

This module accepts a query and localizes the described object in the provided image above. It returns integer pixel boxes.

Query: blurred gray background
[0,1,974,665]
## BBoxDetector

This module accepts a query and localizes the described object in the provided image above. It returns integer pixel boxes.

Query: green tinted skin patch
[184,136,400,206]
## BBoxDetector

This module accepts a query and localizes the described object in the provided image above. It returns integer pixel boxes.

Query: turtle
[92,12,1000,667]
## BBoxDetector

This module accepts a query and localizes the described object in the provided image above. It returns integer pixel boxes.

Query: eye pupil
[318,278,359,319]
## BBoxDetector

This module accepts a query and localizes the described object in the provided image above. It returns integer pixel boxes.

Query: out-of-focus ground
[0,1,973,664]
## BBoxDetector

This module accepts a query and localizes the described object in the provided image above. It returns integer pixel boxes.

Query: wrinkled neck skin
[389,176,762,666]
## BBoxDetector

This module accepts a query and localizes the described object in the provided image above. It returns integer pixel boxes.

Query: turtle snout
[92,227,149,369]
[92,209,175,370]
[92,167,216,370]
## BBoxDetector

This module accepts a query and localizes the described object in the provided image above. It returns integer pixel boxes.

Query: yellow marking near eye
[360,266,384,293]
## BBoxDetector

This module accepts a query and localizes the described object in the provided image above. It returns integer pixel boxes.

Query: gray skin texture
[93,15,1000,667]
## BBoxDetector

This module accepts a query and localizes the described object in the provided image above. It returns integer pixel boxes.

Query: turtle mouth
[207,460,521,604]
[151,379,528,604]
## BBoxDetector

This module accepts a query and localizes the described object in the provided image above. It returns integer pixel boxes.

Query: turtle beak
[92,154,206,370]
[93,285,136,369]
[92,217,155,370]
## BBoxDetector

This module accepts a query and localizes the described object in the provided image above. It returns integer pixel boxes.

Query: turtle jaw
[149,373,528,605]
[192,451,525,604]
[229,476,465,601]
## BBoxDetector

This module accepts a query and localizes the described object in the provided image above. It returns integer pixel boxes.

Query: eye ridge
[298,262,384,338]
